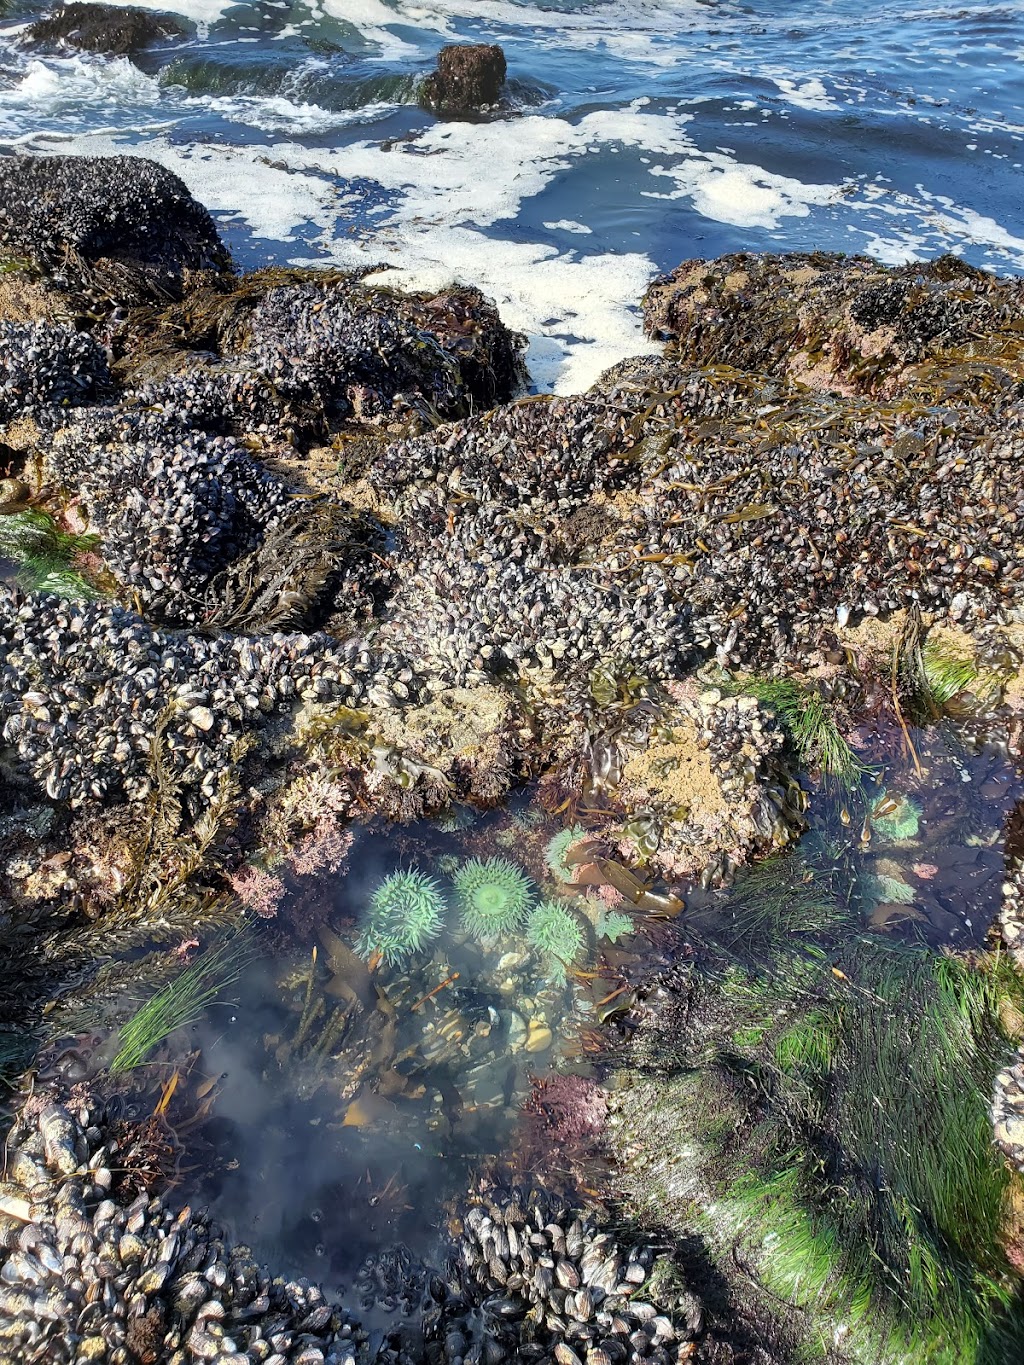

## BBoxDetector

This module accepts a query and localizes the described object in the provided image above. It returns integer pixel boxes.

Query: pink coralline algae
[229,864,286,918]
[289,823,354,877]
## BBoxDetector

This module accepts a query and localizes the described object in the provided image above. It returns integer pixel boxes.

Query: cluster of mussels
[0,319,109,425]
[642,250,1024,400]
[0,154,231,299]
[439,1185,703,1365]
[0,1090,363,1365]
[0,319,110,423]
[46,409,293,624]
[370,348,1024,678]
[370,394,692,687]
[242,283,468,426]
[0,592,419,805]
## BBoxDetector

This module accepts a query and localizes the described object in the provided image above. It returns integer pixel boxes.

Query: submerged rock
[0,154,231,300]
[26,2,188,55]
[420,43,508,115]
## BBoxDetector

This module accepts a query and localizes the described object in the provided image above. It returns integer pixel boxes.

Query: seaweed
[0,507,101,599]
[111,926,256,1071]
[615,860,1024,1363]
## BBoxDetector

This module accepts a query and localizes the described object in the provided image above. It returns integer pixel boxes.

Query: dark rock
[26,3,188,55]
[420,43,507,115]
[0,154,231,300]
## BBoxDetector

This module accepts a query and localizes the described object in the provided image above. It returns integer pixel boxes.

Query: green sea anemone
[433,805,477,834]
[866,872,917,905]
[544,824,586,883]
[596,909,635,943]
[453,856,533,940]
[528,899,586,984]
[355,869,446,967]
[873,793,921,843]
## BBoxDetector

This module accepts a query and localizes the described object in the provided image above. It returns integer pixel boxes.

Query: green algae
[611,850,1024,1363]
[0,508,100,599]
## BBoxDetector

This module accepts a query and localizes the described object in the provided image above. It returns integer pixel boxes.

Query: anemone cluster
[452,855,533,939]
[0,319,110,423]
[355,869,447,966]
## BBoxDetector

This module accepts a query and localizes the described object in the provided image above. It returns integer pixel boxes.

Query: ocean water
[1,0,1022,391]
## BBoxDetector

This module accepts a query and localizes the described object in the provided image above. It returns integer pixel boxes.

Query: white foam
[544,220,593,235]
[643,153,840,229]
[0,54,162,119]
[186,91,397,135]
[771,76,837,113]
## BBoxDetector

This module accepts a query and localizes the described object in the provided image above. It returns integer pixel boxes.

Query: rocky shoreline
[2,149,1024,1364]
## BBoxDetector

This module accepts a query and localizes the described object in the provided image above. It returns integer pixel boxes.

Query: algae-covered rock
[644,250,1024,402]
[420,43,507,115]
[608,680,805,884]
[27,3,189,55]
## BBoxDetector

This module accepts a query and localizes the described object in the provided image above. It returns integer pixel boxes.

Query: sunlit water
[1,0,1022,390]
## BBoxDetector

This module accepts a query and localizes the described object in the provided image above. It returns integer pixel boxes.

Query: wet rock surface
[420,44,508,115]
[26,2,189,55]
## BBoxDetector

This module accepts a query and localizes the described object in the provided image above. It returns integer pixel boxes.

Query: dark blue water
[1,0,1022,389]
